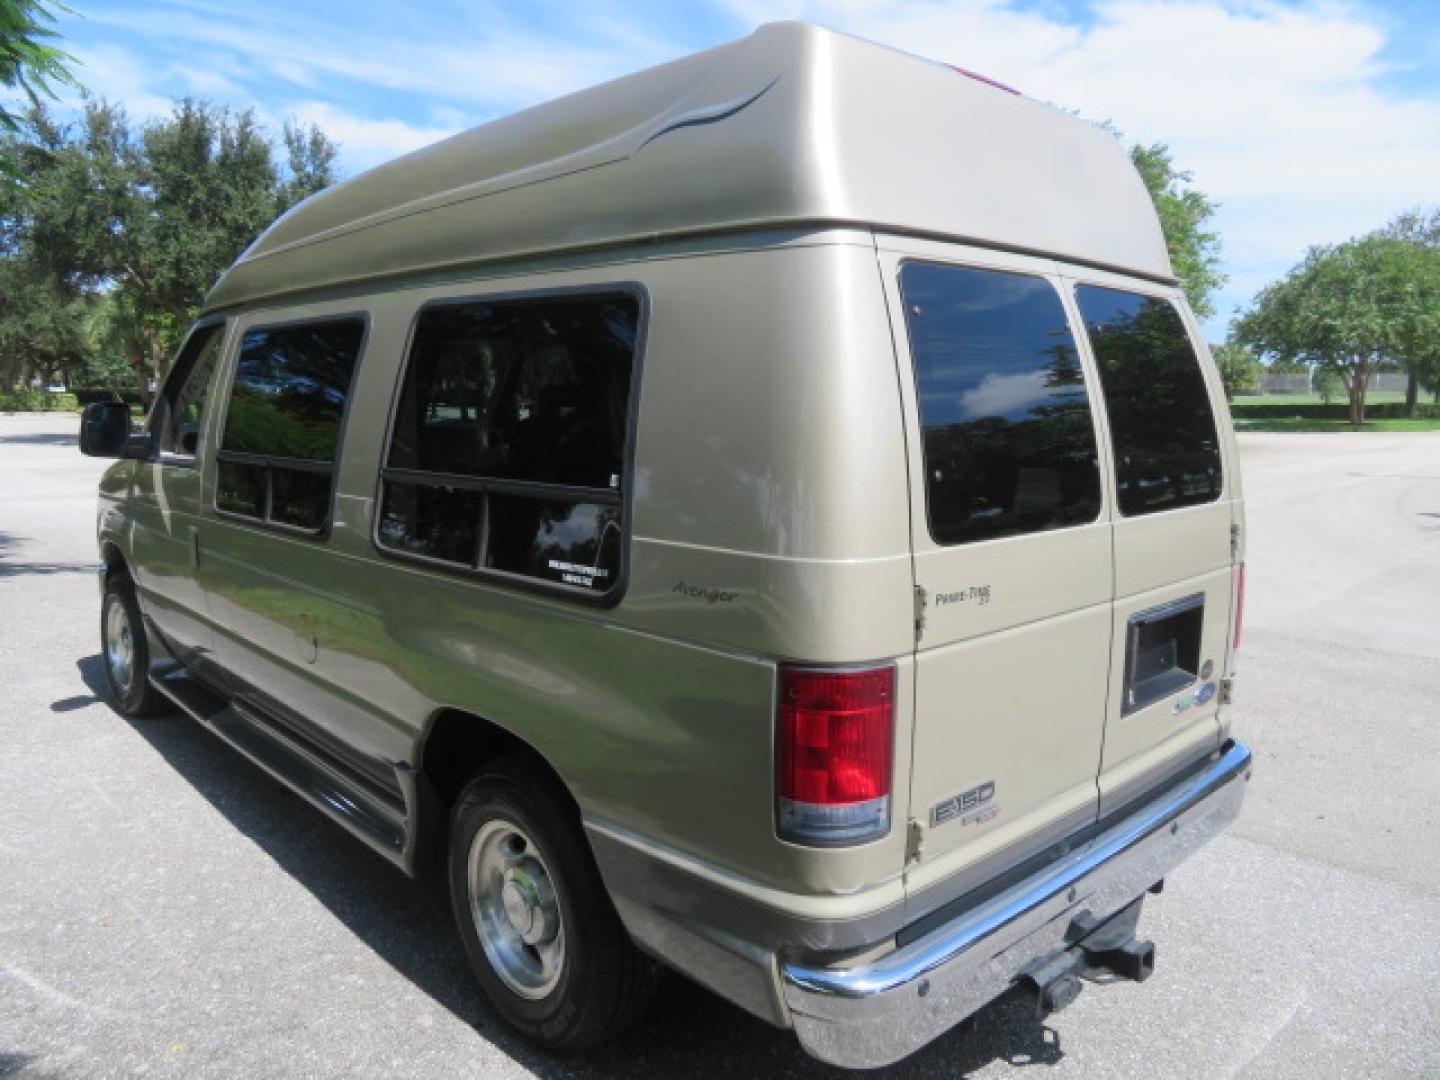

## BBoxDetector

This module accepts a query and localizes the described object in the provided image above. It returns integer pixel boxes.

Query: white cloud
[959,370,1050,417]
[63,44,173,120]
[82,5,682,112]
[284,102,459,171]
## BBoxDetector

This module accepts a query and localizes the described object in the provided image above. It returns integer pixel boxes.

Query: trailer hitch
[1019,895,1157,1019]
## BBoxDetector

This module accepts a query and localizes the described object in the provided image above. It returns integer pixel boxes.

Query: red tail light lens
[1234,564,1246,651]
[777,665,895,846]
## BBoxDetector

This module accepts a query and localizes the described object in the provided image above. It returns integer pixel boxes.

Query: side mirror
[79,401,147,459]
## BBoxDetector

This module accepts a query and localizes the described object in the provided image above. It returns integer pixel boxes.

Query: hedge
[0,390,80,412]
[1229,400,1440,420]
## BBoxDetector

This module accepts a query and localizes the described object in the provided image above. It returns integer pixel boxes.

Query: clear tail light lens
[776,665,895,846]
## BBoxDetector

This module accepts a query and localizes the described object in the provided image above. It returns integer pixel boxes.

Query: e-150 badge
[931,780,999,828]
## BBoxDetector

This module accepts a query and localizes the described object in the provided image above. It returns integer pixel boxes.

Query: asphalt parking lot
[2,413,1438,1079]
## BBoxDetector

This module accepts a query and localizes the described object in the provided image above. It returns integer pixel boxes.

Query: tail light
[1234,564,1246,651]
[776,664,894,846]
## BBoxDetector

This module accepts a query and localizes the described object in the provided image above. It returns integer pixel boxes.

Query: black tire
[100,575,168,717]
[448,755,660,1052]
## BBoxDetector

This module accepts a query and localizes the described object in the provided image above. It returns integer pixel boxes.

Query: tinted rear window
[1074,287,1222,517]
[901,262,1102,546]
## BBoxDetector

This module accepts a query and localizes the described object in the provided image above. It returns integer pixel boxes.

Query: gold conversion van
[81,22,1251,1068]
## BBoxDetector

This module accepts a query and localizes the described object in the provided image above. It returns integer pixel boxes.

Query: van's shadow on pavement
[0,431,78,448]
[73,654,1065,1079]
[0,529,97,579]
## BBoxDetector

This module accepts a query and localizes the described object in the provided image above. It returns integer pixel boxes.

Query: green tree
[1,0,78,131]
[1128,141,1226,320]
[1263,357,1309,375]
[1,0,79,193]
[1,99,338,398]
[1234,235,1440,427]
[1211,341,1260,400]
[1381,206,1440,411]
[1312,365,1342,405]
[0,248,90,388]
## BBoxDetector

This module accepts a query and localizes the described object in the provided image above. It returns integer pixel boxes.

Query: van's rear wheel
[448,756,659,1052]
[101,576,167,717]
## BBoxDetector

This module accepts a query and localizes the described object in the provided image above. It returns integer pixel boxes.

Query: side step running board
[149,662,411,870]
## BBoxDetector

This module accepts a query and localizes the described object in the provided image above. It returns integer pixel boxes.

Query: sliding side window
[901,261,1102,546]
[216,317,366,533]
[1074,286,1222,517]
[378,292,638,597]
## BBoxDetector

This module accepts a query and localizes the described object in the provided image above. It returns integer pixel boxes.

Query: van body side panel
[194,240,916,912]
[873,237,1114,906]
[621,239,914,660]
[628,242,912,562]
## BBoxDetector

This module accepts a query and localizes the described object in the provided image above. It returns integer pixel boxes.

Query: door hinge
[905,818,924,864]
[1219,676,1235,706]
[914,585,927,642]
[1230,521,1241,559]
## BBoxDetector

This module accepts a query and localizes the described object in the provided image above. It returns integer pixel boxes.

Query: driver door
[128,320,229,680]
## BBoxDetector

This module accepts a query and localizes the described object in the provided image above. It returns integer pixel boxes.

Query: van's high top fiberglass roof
[206,21,1173,311]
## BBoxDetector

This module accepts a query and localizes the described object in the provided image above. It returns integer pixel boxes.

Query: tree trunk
[1405,371,1419,417]
[123,341,153,408]
[1345,361,1369,428]
[143,325,170,393]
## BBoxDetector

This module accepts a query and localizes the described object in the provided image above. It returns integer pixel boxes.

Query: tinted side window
[1074,287,1222,517]
[156,323,225,457]
[901,262,1102,546]
[216,317,366,532]
[379,292,638,596]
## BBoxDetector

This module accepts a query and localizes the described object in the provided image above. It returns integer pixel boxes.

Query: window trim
[372,282,648,608]
[1067,281,1225,520]
[898,257,1107,550]
[212,309,372,539]
[147,316,230,470]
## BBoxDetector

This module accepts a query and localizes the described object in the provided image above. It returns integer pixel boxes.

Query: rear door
[877,241,1115,911]
[1064,273,1237,812]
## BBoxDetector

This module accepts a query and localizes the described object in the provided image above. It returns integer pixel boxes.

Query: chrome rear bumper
[780,740,1253,1068]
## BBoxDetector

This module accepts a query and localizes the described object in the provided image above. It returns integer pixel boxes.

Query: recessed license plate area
[1123,593,1203,715]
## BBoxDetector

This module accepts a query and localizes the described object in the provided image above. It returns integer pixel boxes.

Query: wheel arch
[411,707,582,874]
[100,540,130,583]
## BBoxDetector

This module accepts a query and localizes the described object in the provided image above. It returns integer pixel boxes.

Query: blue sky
[41,0,1440,336]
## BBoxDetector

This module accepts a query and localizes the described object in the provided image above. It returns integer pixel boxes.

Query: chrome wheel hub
[104,599,135,694]
[468,819,565,999]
